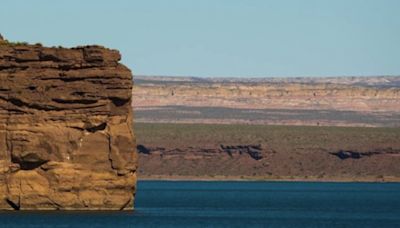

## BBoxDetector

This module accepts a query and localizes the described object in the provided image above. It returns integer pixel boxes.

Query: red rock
[0,43,137,210]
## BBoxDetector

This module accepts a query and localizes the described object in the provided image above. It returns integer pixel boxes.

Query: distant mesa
[132,75,400,127]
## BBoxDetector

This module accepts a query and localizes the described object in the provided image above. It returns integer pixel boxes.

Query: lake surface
[1,181,400,227]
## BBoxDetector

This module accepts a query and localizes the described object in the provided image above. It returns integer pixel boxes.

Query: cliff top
[1,41,121,64]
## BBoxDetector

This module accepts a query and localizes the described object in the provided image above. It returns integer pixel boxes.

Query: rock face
[133,76,400,112]
[137,144,264,161]
[132,76,400,127]
[0,43,137,210]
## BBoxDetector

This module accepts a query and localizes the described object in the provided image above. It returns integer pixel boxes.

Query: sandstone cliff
[0,42,137,210]
[133,77,400,112]
[132,76,400,127]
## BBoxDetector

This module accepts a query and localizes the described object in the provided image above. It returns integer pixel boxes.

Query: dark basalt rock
[220,144,264,160]
[331,150,383,160]
[136,144,264,160]
[332,150,363,159]
[137,145,151,155]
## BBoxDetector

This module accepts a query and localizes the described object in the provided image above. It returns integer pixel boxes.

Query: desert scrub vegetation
[0,39,29,46]
[135,122,400,152]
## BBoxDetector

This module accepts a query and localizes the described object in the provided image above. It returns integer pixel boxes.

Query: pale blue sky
[1,0,399,77]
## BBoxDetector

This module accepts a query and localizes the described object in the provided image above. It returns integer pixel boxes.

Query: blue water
[1,181,400,227]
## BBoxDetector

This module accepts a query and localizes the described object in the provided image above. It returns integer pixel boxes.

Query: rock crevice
[0,43,137,210]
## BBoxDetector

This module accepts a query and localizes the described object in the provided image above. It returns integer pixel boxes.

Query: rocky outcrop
[220,145,263,160]
[330,148,400,160]
[135,123,400,181]
[0,42,137,210]
[137,144,264,161]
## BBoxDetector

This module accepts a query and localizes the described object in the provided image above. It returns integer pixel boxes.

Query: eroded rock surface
[132,76,400,127]
[137,144,265,161]
[0,43,137,210]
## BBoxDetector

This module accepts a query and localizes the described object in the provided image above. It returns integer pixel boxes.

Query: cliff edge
[0,40,137,210]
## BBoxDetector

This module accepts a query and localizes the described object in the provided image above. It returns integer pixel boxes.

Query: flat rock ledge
[0,43,137,210]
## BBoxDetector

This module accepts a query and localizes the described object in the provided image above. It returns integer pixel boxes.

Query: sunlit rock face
[0,43,137,210]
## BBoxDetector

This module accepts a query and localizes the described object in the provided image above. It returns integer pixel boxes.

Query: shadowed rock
[329,149,400,160]
[221,144,263,160]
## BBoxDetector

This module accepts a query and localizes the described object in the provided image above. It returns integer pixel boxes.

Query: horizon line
[134,74,400,79]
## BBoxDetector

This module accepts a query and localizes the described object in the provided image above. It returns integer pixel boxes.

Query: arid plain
[133,76,400,181]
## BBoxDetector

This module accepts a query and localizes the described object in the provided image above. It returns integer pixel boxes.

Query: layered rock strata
[133,79,400,112]
[132,76,400,127]
[0,43,137,210]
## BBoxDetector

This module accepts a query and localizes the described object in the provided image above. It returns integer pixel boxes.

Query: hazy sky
[1,0,399,77]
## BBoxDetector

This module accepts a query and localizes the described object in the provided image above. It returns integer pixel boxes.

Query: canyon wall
[0,43,137,210]
[132,76,400,127]
[133,78,400,112]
